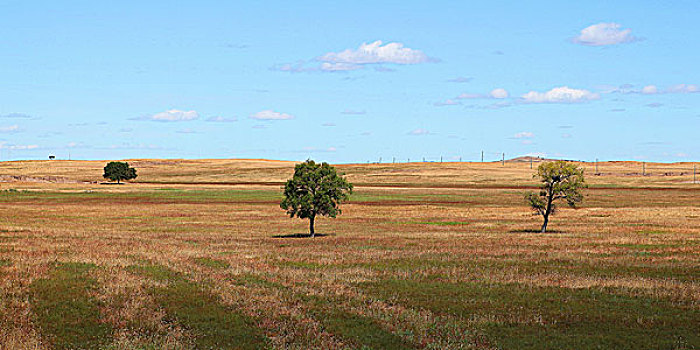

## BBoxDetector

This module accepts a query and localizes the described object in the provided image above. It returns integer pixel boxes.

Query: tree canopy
[525,160,586,232]
[280,160,353,237]
[103,161,137,184]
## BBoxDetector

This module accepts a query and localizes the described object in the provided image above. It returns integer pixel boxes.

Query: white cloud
[319,40,430,65]
[0,141,38,150]
[320,62,363,71]
[341,109,366,115]
[490,88,509,99]
[456,93,483,99]
[139,109,199,122]
[434,99,461,106]
[0,125,20,133]
[250,110,294,120]
[521,86,600,103]
[573,23,637,46]
[0,113,34,119]
[667,84,699,93]
[447,76,472,83]
[641,85,658,94]
[408,128,430,135]
[514,131,534,139]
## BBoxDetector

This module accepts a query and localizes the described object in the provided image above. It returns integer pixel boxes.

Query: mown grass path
[30,262,112,350]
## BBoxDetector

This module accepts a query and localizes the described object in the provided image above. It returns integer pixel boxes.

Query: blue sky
[1,1,698,162]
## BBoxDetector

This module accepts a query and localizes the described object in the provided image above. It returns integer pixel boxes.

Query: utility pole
[481,150,484,163]
[459,156,462,162]
[530,157,533,169]
[378,157,382,163]
[502,153,505,166]
[392,157,395,164]
[423,157,425,162]
[440,156,443,163]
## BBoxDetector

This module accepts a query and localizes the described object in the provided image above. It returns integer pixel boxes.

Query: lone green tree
[525,160,586,233]
[280,160,353,237]
[103,161,137,184]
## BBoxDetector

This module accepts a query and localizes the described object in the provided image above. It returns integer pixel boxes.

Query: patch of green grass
[361,279,700,350]
[193,257,230,269]
[304,296,415,349]
[388,220,470,226]
[30,262,112,350]
[229,273,285,289]
[127,264,182,282]
[277,260,327,269]
[131,264,267,349]
[637,230,670,235]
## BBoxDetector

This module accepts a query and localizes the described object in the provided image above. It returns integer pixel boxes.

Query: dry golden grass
[0,159,698,349]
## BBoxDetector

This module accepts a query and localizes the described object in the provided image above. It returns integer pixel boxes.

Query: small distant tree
[103,161,137,184]
[525,160,586,233]
[280,160,353,237]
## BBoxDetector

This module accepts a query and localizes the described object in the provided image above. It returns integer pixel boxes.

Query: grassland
[0,159,698,349]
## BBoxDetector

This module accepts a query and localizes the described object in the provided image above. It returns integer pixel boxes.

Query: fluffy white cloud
[319,40,430,65]
[574,23,637,46]
[641,85,658,94]
[521,86,600,103]
[408,128,430,135]
[145,109,199,122]
[514,132,534,139]
[490,88,509,99]
[250,110,294,120]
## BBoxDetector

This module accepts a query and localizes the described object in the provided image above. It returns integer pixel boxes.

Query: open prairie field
[0,159,698,349]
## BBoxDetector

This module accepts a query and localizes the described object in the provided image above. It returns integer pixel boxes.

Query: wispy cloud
[408,128,430,136]
[447,76,472,83]
[573,23,638,46]
[206,116,238,122]
[521,86,600,103]
[0,125,21,133]
[341,109,366,115]
[250,110,294,120]
[513,131,534,139]
[0,113,36,119]
[133,109,199,122]
[0,141,38,150]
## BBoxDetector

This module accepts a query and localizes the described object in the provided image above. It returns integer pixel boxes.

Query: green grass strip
[30,262,112,350]
[304,295,416,349]
[130,264,267,349]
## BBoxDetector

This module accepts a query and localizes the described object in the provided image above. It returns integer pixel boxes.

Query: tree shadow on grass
[509,229,564,234]
[272,233,332,238]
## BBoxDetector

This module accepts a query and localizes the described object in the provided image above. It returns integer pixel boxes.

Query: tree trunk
[541,185,554,233]
[309,215,315,238]
[541,214,549,233]
[117,178,120,184]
